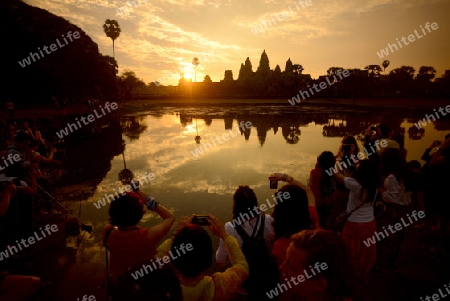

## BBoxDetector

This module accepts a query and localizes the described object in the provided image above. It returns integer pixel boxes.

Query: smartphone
[270,180,278,189]
[192,215,210,226]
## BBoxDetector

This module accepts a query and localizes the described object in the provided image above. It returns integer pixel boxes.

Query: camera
[192,215,210,226]
[270,180,278,189]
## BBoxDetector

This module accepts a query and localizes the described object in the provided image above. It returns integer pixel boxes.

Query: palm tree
[103,19,121,59]
[192,57,200,82]
[382,60,390,74]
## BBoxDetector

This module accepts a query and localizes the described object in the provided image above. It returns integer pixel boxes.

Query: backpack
[235,214,279,299]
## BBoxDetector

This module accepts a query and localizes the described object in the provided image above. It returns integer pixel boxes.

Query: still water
[72,104,450,264]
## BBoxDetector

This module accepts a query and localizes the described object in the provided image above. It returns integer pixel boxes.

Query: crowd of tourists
[102,123,450,301]
[0,118,65,300]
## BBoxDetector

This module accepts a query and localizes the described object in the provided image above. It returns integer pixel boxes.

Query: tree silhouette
[103,19,121,59]
[364,65,382,77]
[192,57,200,82]
[382,60,390,74]
[292,64,304,75]
[327,67,344,77]
[417,66,436,82]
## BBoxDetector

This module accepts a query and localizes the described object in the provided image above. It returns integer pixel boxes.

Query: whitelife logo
[93,172,156,209]
[18,31,81,68]
[0,224,58,261]
[288,70,350,106]
[266,262,328,299]
[251,0,313,35]
[55,102,118,139]
[324,139,388,176]
[413,105,450,129]
[376,22,439,59]
[229,192,290,228]
[130,243,193,280]
[190,121,252,158]
[362,210,425,247]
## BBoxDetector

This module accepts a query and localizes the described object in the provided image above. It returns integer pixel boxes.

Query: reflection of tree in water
[179,114,192,127]
[282,125,301,144]
[408,126,425,140]
[64,118,124,186]
[204,117,212,126]
[120,116,147,141]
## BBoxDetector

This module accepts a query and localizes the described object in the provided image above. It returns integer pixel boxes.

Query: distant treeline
[142,52,450,99]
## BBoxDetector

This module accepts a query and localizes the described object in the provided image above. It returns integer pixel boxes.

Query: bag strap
[235,214,261,243]
[254,214,265,239]
[348,190,379,218]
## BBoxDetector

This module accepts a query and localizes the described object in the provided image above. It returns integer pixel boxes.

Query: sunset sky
[26,0,450,86]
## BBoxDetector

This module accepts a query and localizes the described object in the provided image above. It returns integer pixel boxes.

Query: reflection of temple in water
[171,108,450,147]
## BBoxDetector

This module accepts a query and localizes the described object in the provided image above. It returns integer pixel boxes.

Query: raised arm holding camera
[103,189,175,282]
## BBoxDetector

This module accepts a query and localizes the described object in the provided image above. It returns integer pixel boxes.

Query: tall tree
[417,66,436,82]
[103,19,121,59]
[292,64,304,75]
[192,57,200,82]
[388,66,415,95]
[327,67,344,77]
[364,65,382,77]
[382,60,390,74]
[117,70,145,99]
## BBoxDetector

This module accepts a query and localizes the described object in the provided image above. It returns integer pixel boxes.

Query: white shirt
[344,177,375,223]
[382,174,411,205]
[215,214,274,266]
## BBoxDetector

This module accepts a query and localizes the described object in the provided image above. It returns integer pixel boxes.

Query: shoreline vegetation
[8,98,450,121]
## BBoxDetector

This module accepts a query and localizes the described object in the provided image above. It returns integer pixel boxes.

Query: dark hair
[272,185,311,240]
[171,224,212,278]
[108,194,144,228]
[407,160,421,170]
[380,148,413,191]
[233,186,258,220]
[291,230,354,300]
[378,123,391,137]
[317,151,336,198]
[354,160,381,203]
[341,136,359,152]
[29,140,40,148]
[15,131,32,143]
